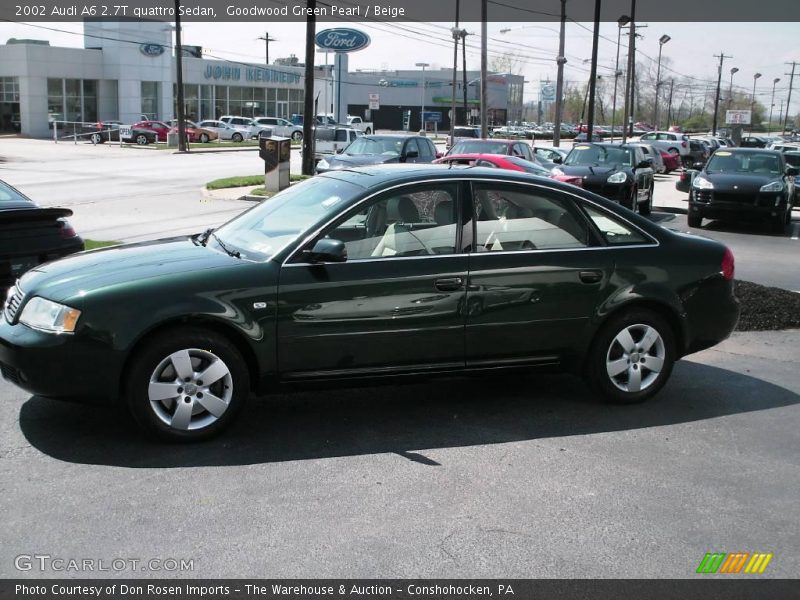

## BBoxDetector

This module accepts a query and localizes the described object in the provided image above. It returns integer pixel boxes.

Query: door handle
[435,277,464,292]
[579,270,603,284]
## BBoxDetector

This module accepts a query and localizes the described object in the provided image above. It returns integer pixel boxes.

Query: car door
[403,138,422,163]
[465,180,617,364]
[276,181,471,379]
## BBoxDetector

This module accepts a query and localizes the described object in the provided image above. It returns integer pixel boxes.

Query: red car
[433,153,583,188]
[131,120,171,142]
[659,150,682,173]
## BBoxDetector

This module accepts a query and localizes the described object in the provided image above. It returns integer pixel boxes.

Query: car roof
[714,148,782,155]
[317,163,560,187]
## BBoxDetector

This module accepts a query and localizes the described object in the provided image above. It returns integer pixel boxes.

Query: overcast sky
[2,20,796,111]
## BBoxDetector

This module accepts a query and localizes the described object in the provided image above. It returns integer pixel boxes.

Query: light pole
[555,0,567,147]
[750,72,762,133]
[416,62,429,131]
[768,77,780,133]
[611,15,630,142]
[728,67,739,110]
[653,34,670,130]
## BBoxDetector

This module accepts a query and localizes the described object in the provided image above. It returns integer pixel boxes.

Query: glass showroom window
[47,78,63,122]
[289,88,304,120]
[200,85,213,121]
[0,77,20,102]
[141,81,160,119]
[266,88,277,117]
[215,85,227,117]
[82,79,97,122]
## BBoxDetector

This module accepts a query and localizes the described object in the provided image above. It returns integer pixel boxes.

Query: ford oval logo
[315,28,371,53]
[139,43,165,57]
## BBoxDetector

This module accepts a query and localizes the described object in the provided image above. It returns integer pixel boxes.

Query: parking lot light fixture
[750,72,762,134]
[728,67,739,110]
[653,34,671,130]
[768,77,781,134]
[610,15,631,142]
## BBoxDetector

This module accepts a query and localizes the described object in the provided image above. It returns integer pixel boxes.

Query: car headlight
[759,181,784,193]
[607,171,627,184]
[317,158,330,170]
[18,297,81,334]
[551,167,565,176]
[693,176,714,190]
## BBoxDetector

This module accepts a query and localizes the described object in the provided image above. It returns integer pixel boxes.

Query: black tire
[135,134,149,145]
[124,327,249,442]
[772,215,787,234]
[199,133,210,143]
[90,132,103,144]
[291,130,303,141]
[688,212,703,228]
[364,128,372,135]
[585,308,676,405]
[232,132,243,143]
[639,185,654,216]
[623,186,637,212]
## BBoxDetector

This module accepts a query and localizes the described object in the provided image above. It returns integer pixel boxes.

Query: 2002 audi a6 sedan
[1,165,739,441]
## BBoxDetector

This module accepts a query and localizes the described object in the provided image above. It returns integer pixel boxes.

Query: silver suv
[219,115,266,139]
[638,131,690,160]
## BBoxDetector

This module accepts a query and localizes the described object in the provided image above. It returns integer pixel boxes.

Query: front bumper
[690,190,788,221]
[0,319,119,403]
[581,181,630,203]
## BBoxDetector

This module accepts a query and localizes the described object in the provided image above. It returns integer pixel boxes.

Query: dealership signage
[315,28,371,53]
[204,65,301,84]
[726,110,751,125]
[139,43,165,57]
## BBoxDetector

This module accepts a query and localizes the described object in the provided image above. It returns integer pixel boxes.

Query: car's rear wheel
[90,132,103,144]
[291,131,303,141]
[199,133,210,143]
[365,128,372,135]
[125,327,249,441]
[688,212,703,228]
[585,309,675,404]
[232,132,243,142]
[135,134,149,145]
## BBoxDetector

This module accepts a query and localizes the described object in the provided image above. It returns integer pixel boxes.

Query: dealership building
[0,20,524,137]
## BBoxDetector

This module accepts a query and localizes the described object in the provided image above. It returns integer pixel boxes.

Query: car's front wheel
[623,186,637,211]
[135,134,149,145]
[232,132,243,142]
[292,130,303,141]
[688,211,703,228]
[199,133,210,143]
[125,327,249,441]
[90,132,103,144]
[585,308,675,404]
[639,185,654,216]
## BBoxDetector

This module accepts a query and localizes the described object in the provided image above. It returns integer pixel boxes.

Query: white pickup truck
[313,126,362,160]
[346,115,373,135]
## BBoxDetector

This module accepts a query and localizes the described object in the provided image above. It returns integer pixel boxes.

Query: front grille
[3,283,24,324]
[712,192,754,205]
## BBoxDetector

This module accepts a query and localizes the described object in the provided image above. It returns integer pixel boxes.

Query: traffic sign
[368,93,380,110]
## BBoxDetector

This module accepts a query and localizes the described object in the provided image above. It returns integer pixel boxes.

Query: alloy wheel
[147,348,233,431]
[605,323,666,393]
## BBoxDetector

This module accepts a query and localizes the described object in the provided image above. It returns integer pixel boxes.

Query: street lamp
[728,67,739,110]
[750,72,762,133]
[653,34,671,130]
[768,77,780,134]
[415,62,430,131]
[610,15,631,142]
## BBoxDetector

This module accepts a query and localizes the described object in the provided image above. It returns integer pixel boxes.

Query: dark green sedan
[1,165,740,441]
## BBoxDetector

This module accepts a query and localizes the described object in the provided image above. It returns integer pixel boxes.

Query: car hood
[18,237,244,304]
[327,154,400,168]
[702,172,780,192]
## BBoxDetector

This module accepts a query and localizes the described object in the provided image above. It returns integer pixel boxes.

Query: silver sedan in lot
[196,120,247,142]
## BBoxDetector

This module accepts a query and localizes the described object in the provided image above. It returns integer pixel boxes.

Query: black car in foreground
[1,166,739,441]
[315,135,438,173]
[0,180,84,293]
[689,148,797,231]
[553,143,655,214]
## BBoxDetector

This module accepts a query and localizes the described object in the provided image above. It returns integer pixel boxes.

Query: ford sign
[315,28,371,53]
[139,43,165,57]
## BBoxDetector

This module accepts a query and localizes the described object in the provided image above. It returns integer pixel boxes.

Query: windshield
[0,180,30,203]
[211,176,362,261]
[705,152,782,174]
[451,140,510,155]
[344,137,404,156]
[565,145,633,167]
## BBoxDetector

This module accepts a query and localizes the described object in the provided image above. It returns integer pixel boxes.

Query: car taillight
[721,247,735,281]
[58,218,77,238]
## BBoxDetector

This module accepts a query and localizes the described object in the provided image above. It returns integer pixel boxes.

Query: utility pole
[666,79,674,127]
[553,0,567,147]
[610,15,630,143]
[257,32,277,65]
[711,53,732,136]
[462,31,468,125]
[621,0,635,143]
[174,0,187,152]
[784,61,797,134]
[450,0,459,141]
[768,78,780,133]
[585,0,601,141]
[480,0,488,137]
[301,1,316,176]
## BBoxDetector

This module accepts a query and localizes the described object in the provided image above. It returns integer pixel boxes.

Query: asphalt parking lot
[1,138,798,579]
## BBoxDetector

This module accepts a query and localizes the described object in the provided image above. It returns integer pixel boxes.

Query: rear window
[582,205,649,246]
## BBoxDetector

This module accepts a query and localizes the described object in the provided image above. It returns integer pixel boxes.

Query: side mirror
[786,166,799,176]
[404,150,420,159]
[692,161,706,170]
[552,155,563,164]
[637,160,651,169]
[303,238,347,263]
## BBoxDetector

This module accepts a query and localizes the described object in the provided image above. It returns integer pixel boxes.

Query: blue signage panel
[422,111,442,123]
[315,28,371,53]
[139,43,165,57]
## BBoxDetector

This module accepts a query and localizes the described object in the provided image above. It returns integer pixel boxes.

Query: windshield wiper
[210,232,241,258]
[194,227,213,246]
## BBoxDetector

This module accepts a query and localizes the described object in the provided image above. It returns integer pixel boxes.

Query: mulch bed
[735,280,800,331]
